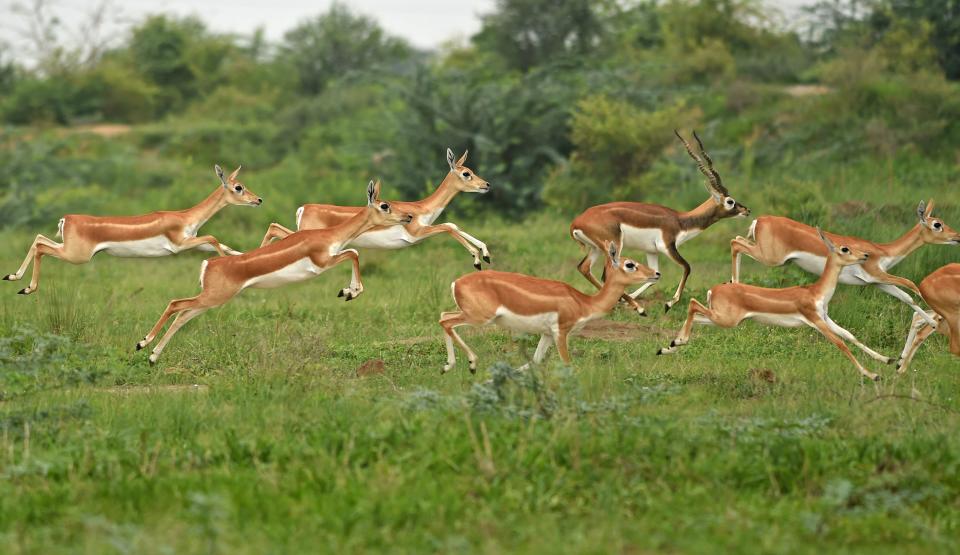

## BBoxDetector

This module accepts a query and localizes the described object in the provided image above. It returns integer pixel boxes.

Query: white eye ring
[725,198,734,206]
[933,222,942,230]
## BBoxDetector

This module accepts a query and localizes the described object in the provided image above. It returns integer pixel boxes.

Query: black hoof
[2,275,11,281]
[469,365,477,374]
[148,358,156,367]
[664,303,672,313]
[345,293,354,301]
[483,255,491,263]
[473,262,481,270]
[670,340,677,347]
[135,342,144,351]
[17,288,28,295]
[337,289,345,297]
[886,358,896,366]
[873,375,882,383]
[637,310,648,318]
[895,362,902,370]
[656,348,664,356]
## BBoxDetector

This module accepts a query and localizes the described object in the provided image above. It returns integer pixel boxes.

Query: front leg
[875,283,938,327]
[406,223,484,269]
[329,249,363,301]
[866,265,923,297]
[177,235,228,256]
[823,316,893,365]
[663,242,691,312]
[451,227,491,263]
[259,223,295,248]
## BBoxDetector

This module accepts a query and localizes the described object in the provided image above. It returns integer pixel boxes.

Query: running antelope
[4,165,262,295]
[136,180,412,364]
[570,130,749,315]
[731,200,958,327]
[439,242,659,373]
[896,264,959,373]
[658,228,889,381]
[260,148,492,268]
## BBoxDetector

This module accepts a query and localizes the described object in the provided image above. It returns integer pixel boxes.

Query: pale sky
[1,0,811,64]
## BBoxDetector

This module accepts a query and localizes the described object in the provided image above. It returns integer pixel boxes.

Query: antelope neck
[876,224,925,258]
[810,255,845,301]
[417,172,462,215]
[589,269,632,313]
[182,188,230,229]
[678,198,720,232]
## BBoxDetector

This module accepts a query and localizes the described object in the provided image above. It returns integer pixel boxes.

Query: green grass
[0,206,959,554]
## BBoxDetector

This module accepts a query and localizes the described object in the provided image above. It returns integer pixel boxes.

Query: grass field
[1,202,959,553]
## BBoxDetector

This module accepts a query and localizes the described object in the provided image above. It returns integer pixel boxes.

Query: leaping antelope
[658,228,890,381]
[439,242,660,373]
[896,264,959,373]
[731,200,959,327]
[259,148,492,269]
[570,130,749,315]
[136,180,412,365]
[4,165,262,295]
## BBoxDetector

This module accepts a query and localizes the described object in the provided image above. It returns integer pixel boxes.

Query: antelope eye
[625,262,635,269]
[233,185,243,192]
[841,247,849,253]
[379,203,389,210]
[725,198,735,206]
[461,171,470,178]
[934,221,943,230]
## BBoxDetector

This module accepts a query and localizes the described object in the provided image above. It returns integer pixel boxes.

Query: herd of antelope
[4,132,958,380]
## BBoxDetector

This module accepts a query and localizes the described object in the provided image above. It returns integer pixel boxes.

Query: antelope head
[675,130,749,218]
[603,241,660,286]
[366,180,414,226]
[446,148,491,194]
[818,227,869,267]
[215,164,263,206]
[917,199,960,245]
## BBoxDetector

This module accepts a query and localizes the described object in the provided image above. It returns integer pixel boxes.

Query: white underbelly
[95,236,178,257]
[789,252,871,285]
[243,257,325,289]
[492,307,558,334]
[620,225,663,253]
[747,312,809,328]
[349,227,417,249]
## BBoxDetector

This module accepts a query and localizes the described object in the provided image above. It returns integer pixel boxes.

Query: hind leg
[148,308,209,365]
[823,316,892,364]
[658,299,719,355]
[5,235,77,294]
[439,311,479,374]
[730,236,786,283]
[19,241,91,295]
[897,318,939,373]
[897,311,932,367]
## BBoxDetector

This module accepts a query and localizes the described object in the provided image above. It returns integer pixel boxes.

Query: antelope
[136,180,412,365]
[3,165,262,295]
[731,200,959,327]
[658,228,890,381]
[570,130,749,315]
[896,264,959,373]
[439,242,660,373]
[259,148,492,268]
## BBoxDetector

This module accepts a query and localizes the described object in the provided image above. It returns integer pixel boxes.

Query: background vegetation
[1,0,959,552]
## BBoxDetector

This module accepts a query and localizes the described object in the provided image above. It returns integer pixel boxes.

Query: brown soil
[576,320,670,342]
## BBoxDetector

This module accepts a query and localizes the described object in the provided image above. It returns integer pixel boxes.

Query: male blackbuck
[4,165,262,295]
[731,201,959,327]
[136,180,412,364]
[570,130,749,315]
[896,264,960,373]
[658,229,890,381]
[438,242,659,373]
[259,148,492,268]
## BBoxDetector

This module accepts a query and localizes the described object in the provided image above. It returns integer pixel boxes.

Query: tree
[129,16,204,114]
[472,0,611,71]
[282,3,412,95]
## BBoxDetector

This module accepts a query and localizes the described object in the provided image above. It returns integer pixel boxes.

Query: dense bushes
[1,0,959,226]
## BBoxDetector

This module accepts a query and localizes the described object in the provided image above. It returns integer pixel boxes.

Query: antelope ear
[606,241,620,266]
[228,165,242,183]
[706,182,723,204]
[446,148,456,171]
[817,226,836,253]
[367,180,377,206]
[456,150,468,167]
[215,164,228,187]
[917,200,928,225]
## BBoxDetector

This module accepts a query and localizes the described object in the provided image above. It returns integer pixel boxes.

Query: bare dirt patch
[577,320,670,342]
[356,359,386,377]
[783,84,832,97]
[61,124,132,138]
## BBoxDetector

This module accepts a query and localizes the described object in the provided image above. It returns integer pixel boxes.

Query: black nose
[655,271,661,277]
[257,198,263,204]
[863,253,869,258]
